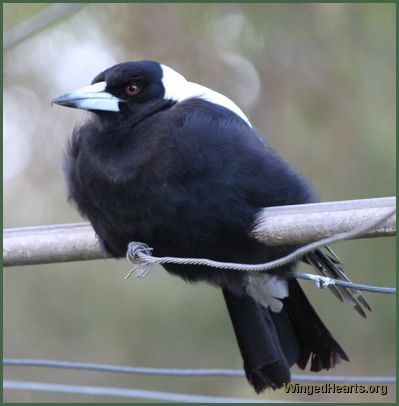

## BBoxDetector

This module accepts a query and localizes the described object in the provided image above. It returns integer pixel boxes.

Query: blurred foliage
[3,3,395,403]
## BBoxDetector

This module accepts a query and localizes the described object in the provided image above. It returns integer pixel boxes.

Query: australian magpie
[52,60,370,393]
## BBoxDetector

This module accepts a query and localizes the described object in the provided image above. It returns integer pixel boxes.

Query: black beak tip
[51,96,63,107]
[51,95,76,108]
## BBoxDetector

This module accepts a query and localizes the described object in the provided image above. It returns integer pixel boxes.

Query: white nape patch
[160,65,187,100]
[160,64,252,127]
[246,274,288,313]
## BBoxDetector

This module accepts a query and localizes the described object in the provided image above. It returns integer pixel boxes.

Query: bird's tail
[223,279,349,393]
[303,247,371,317]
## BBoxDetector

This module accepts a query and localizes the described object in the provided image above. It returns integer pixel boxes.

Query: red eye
[125,82,141,96]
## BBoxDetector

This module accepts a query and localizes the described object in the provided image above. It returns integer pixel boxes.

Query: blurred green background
[3,3,395,403]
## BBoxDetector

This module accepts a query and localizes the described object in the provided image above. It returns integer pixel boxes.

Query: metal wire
[286,271,395,294]
[4,380,267,403]
[4,358,396,384]
[126,208,396,294]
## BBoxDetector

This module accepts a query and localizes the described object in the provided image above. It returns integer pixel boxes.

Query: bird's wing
[303,247,371,317]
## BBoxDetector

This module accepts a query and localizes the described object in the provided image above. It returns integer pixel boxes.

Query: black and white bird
[52,60,369,393]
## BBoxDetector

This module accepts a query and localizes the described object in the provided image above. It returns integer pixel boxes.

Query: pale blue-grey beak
[51,81,122,112]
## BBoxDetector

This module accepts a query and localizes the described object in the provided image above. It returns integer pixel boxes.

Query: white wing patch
[245,274,288,313]
[161,64,252,127]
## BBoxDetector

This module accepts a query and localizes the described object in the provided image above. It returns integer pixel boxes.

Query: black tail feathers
[223,280,348,393]
[283,279,349,371]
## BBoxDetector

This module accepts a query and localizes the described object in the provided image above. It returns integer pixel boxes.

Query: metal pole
[3,197,396,267]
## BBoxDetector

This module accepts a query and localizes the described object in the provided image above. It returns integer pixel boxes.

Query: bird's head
[52,60,251,126]
[52,61,178,118]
